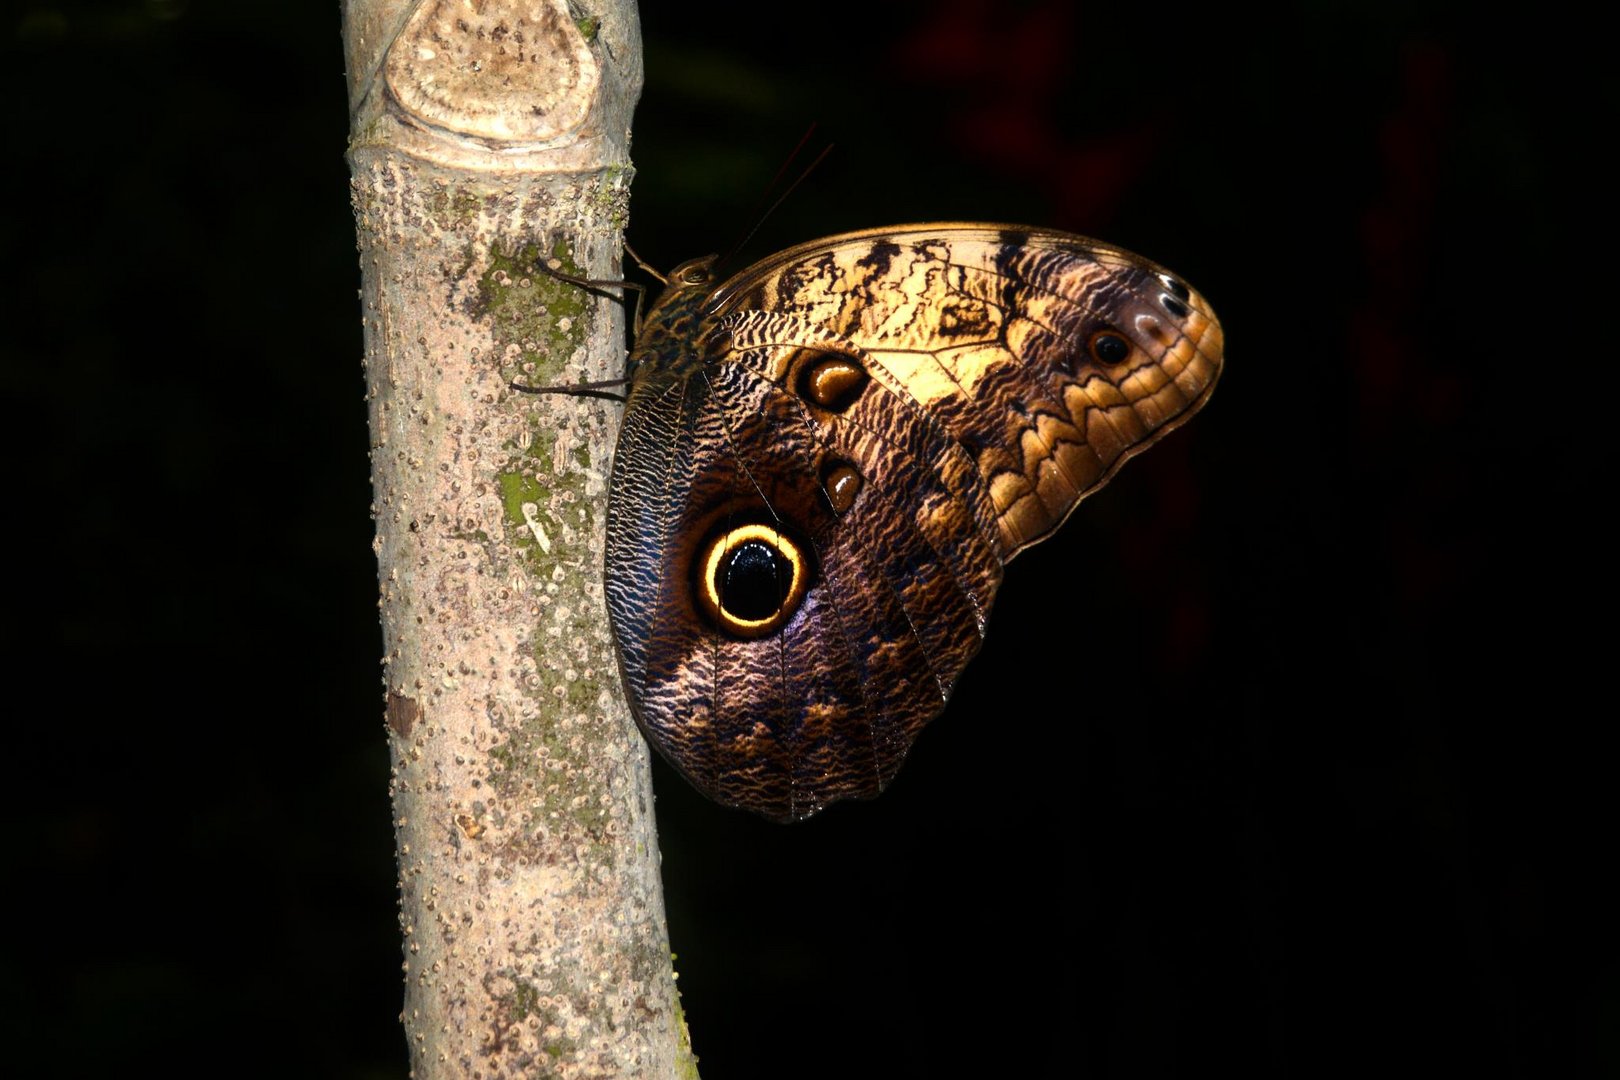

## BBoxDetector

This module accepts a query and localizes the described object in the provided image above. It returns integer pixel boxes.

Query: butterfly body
[603,225,1223,821]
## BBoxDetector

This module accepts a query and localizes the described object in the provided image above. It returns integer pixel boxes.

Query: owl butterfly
[599,224,1223,822]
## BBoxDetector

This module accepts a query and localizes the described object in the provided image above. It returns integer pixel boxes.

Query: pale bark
[342,2,692,1076]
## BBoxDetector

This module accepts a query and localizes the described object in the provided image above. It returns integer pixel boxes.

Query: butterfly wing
[709,225,1226,557]
[606,225,1224,821]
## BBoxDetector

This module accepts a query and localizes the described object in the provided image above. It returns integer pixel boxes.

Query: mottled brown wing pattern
[604,225,1223,821]
[710,226,1225,557]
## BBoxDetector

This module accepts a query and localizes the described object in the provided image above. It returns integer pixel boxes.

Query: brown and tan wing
[708,224,1224,558]
[604,225,1222,821]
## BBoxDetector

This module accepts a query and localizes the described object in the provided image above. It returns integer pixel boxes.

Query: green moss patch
[474,237,591,388]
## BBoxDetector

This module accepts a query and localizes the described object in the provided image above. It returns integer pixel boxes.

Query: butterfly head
[668,255,720,290]
[627,255,731,381]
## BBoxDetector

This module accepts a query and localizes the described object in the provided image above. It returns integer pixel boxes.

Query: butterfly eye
[678,265,713,286]
[1088,330,1132,366]
[695,523,812,638]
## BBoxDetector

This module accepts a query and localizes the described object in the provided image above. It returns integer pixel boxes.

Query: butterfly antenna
[719,130,835,268]
[763,123,823,201]
[723,124,820,252]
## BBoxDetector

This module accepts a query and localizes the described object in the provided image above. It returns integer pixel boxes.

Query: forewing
[709,224,1225,557]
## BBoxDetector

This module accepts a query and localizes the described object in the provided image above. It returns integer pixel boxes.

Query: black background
[4,2,1610,1077]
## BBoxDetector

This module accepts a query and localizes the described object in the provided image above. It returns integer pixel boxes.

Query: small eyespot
[1159,274,1191,302]
[1088,330,1131,366]
[1160,293,1191,319]
[1134,312,1174,345]
[796,352,869,412]
[819,460,863,514]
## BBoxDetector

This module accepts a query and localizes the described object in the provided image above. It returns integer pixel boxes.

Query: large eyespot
[694,522,812,639]
[1088,329,1132,366]
[795,351,869,413]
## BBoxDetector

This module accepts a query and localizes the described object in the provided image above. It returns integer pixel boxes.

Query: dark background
[4,2,1609,1077]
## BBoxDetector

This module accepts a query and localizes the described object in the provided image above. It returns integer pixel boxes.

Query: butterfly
[598,224,1223,822]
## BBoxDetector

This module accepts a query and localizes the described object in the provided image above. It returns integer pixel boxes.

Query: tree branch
[342,1,693,1074]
